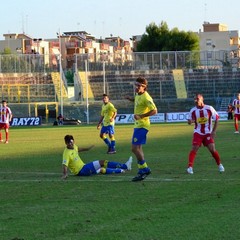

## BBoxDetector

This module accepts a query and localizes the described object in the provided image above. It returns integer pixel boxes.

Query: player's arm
[62,165,68,179]
[211,118,219,138]
[110,110,117,122]
[134,109,157,120]
[187,119,194,125]
[9,113,13,122]
[97,116,104,129]
[125,96,134,102]
[78,145,95,152]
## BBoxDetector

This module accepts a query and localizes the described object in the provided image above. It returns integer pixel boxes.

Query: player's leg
[234,114,239,133]
[99,159,132,171]
[107,125,116,154]
[5,127,9,143]
[78,161,102,176]
[187,133,201,174]
[100,127,111,152]
[206,142,224,172]
[131,128,151,181]
[0,128,2,142]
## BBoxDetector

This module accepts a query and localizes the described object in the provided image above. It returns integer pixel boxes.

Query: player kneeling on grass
[62,135,132,179]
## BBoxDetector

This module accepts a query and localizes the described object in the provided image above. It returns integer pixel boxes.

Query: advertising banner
[10,117,42,126]
[166,112,189,122]
[166,111,228,123]
[115,113,165,124]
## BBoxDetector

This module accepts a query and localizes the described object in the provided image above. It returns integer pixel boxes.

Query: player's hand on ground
[62,174,68,180]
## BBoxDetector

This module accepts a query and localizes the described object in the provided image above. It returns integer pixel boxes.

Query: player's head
[194,93,204,107]
[135,77,148,93]
[64,135,74,148]
[102,93,109,104]
[237,92,240,99]
[2,100,7,106]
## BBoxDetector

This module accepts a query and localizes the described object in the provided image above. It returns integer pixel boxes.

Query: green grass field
[0,122,240,240]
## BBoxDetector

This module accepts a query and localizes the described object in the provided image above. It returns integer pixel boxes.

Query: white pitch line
[0,172,239,182]
[0,171,60,175]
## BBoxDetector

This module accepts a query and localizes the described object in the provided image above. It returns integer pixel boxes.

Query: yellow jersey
[62,144,85,175]
[134,91,157,130]
[101,102,117,126]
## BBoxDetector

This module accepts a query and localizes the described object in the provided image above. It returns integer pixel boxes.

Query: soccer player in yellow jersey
[97,94,117,154]
[126,77,157,181]
[62,135,132,179]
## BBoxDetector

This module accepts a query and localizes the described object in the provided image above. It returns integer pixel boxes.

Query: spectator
[227,104,234,120]
[232,93,240,133]
[57,113,64,125]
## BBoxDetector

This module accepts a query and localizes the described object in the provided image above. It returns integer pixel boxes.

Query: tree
[136,21,199,52]
[2,47,12,54]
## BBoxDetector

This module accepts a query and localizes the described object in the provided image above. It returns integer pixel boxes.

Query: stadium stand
[0,73,57,103]
[51,72,68,101]
[2,68,240,123]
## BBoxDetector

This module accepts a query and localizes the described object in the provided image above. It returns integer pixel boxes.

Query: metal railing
[75,50,240,72]
[0,50,239,73]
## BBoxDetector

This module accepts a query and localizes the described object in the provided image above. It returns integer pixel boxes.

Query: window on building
[206,39,212,46]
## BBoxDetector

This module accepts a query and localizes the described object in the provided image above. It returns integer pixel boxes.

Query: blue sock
[103,138,110,146]
[110,140,116,149]
[105,168,123,174]
[137,160,150,174]
[107,161,126,169]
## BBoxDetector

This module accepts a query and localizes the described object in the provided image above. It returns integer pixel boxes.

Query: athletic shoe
[218,164,225,173]
[0,140,3,143]
[107,146,111,154]
[187,167,193,174]
[234,131,239,134]
[120,169,125,173]
[125,156,133,171]
[5,141,8,144]
[132,168,151,182]
[108,148,116,154]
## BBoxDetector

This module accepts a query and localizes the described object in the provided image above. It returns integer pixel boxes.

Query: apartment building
[199,22,240,67]
[0,31,132,70]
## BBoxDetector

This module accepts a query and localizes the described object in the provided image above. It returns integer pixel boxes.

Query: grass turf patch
[0,122,240,239]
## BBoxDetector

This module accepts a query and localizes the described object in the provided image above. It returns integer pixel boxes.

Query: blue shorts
[132,128,148,145]
[101,125,115,135]
[78,161,101,176]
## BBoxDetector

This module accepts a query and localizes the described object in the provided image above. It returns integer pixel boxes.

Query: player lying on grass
[62,135,132,179]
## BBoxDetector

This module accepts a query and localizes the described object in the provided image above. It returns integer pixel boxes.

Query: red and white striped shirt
[0,106,12,124]
[232,99,240,115]
[188,105,219,135]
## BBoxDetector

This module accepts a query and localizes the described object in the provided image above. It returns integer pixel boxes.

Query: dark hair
[64,135,74,144]
[136,77,148,89]
[2,100,7,103]
[103,93,108,97]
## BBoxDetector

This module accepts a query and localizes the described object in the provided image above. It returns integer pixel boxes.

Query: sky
[0,0,239,41]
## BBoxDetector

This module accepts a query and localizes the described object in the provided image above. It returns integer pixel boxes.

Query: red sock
[235,123,238,131]
[0,132,2,140]
[6,132,9,141]
[188,150,196,167]
[211,151,221,165]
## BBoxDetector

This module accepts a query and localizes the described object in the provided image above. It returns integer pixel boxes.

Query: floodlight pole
[103,61,106,93]
[58,30,63,116]
[85,59,89,124]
